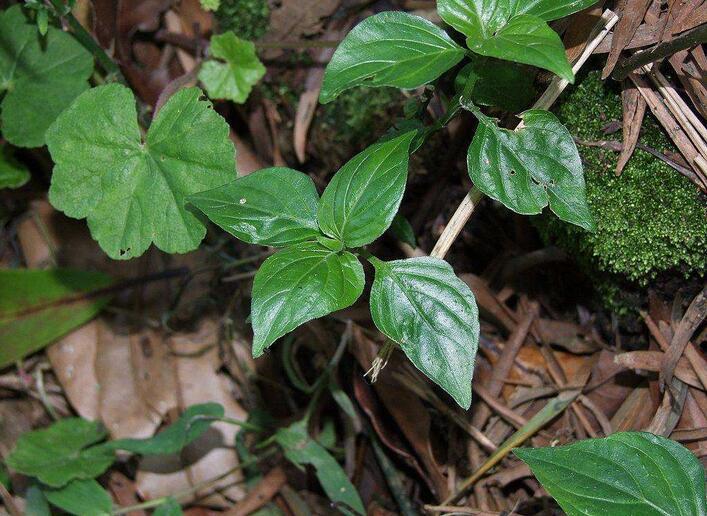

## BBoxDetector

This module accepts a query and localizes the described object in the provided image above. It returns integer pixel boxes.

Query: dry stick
[629,72,707,190]
[661,286,707,389]
[470,305,538,436]
[612,23,707,80]
[472,384,528,429]
[442,389,583,506]
[649,68,707,145]
[641,311,707,391]
[429,10,618,261]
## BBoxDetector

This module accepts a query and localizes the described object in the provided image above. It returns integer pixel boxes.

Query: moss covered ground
[536,71,706,312]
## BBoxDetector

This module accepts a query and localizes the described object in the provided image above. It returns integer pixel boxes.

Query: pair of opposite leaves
[319,0,599,104]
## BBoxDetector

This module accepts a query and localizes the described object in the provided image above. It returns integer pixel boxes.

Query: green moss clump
[215,0,269,41]
[536,72,706,309]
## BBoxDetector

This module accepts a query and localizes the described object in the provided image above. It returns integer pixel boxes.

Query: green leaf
[105,403,224,455]
[515,432,707,516]
[455,57,536,112]
[275,421,364,515]
[0,144,30,189]
[199,31,265,103]
[251,242,364,357]
[5,419,114,488]
[43,479,112,516]
[320,11,465,104]
[0,5,93,147]
[47,84,236,259]
[188,167,320,247]
[389,214,417,248]
[369,257,479,409]
[154,498,184,515]
[437,0,589,80]
[466,107,594,230]
[437,0,597,37]
[467,15,573,82]
[199,0,220,11]
[25,485,51,516]
[0,269,113,369]
[318,131,415,247]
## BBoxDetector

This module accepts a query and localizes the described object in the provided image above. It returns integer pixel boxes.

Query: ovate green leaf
[275,421,364,515]
[320,11,465,103]
[24,485,50,516]
[437,0,598,37]
[0,269,113,368]
[105,403,224,455]
[199,31,265,103]
[0,5,93,147]
[467,15,573,82]
[455,57,536,112]
[43,479,112,516]
[466,107,594,230]
[5,419,114,487]
[318,131,415,247]
[369,257,479,409]
[0,144,30,189]
[515,432,707,516]
[389,214,417,248]
[47,84,236,259]
[251,242,364,357]
[188,167,320,246]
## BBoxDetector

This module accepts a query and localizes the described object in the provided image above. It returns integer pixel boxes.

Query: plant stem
[430,187,483,260]
[442,389,581,505]
[430,9,618,259]
[111,448,277,514]
[49,0,126,84]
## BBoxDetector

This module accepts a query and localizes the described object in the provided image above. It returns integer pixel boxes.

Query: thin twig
[612,23,707,80]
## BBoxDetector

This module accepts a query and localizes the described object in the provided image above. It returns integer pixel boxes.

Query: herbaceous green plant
[20,0,595,410]
[198,31,266,103]
[189,132,480,408]
[0,5,93,148]
[5,403,223,515]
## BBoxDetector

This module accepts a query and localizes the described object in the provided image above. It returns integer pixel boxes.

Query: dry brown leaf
[293,21,350,163]
[137,320,247,507]
[670,50,707,119]
[563,2,607,64]
[262,0,340,58]
[224,467,287,516]
[614,350,703,389]
[602,0,652,78]
[616,80,647,174]
[350,326,449,500]
[96,322,174,439]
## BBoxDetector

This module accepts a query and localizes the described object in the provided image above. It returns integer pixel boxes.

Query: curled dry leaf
[350,326,449,500]
[616,80,647,175]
